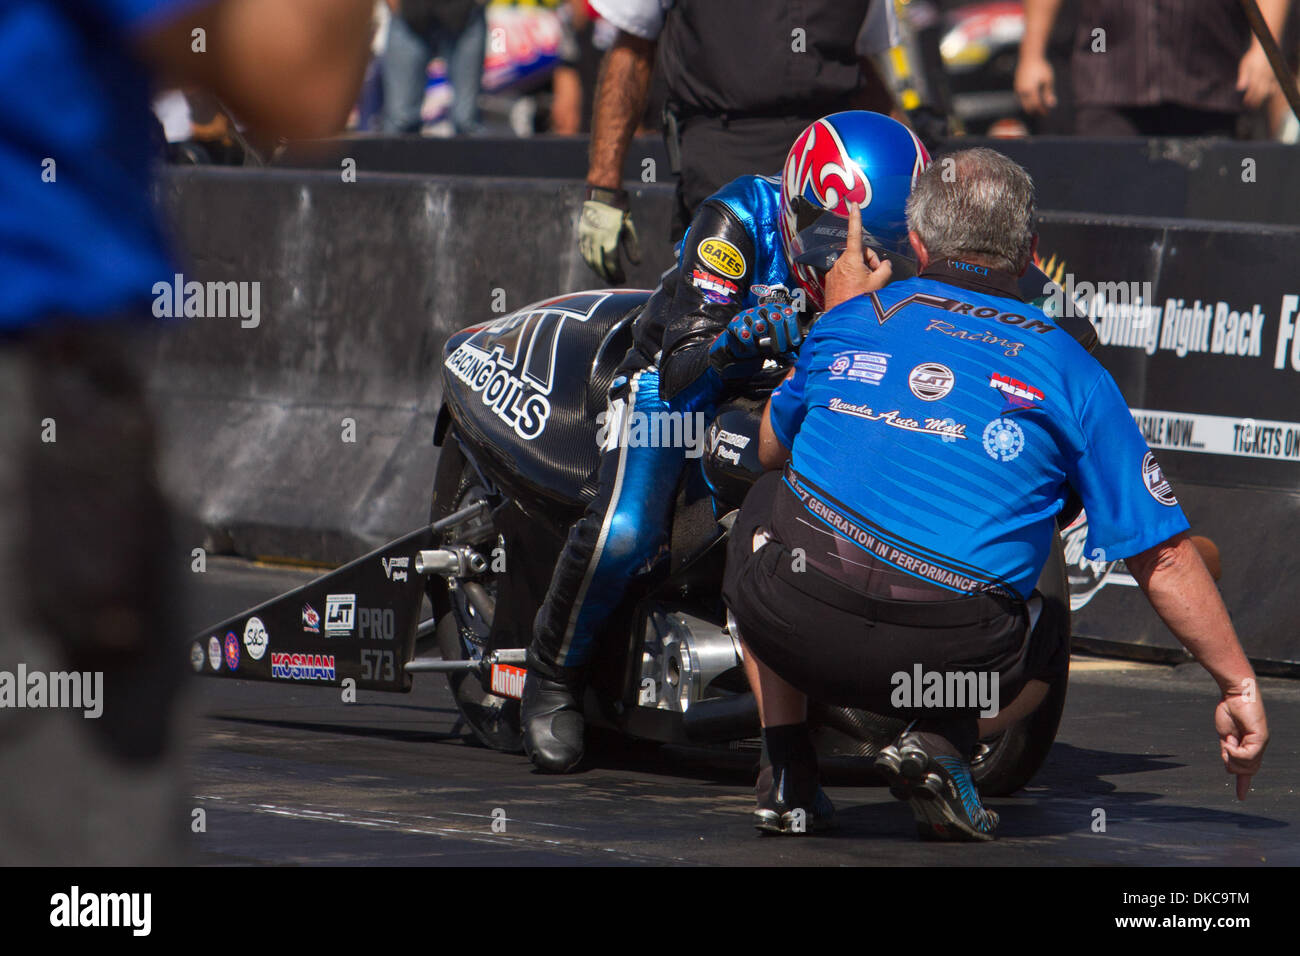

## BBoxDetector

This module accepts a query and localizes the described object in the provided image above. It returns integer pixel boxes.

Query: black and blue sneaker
[874,730,999,842]
[753,764,837,835]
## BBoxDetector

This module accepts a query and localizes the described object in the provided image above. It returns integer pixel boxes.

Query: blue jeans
[381,4,486,134]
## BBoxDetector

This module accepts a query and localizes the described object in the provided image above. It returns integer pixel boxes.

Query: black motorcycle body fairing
[440,290,652,522]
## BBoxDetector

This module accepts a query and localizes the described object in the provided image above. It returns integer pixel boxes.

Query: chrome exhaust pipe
[415,546,488,577]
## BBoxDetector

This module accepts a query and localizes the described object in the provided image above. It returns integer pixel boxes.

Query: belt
[757,538,1024,629]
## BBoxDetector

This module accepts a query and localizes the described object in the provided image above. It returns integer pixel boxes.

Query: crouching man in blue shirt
[722,148,1269,841]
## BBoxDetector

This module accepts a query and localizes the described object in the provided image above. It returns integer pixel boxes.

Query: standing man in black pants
[577,0,904,283]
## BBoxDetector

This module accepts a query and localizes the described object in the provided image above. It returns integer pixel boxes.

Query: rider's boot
[521,646,586,773]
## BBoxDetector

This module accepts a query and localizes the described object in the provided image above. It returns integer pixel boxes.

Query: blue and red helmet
[779,111,930,308]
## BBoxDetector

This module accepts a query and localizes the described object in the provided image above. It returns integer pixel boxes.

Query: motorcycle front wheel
[428,436,524,753]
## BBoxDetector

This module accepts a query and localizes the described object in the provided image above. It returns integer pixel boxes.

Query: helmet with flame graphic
[779,111,929,309]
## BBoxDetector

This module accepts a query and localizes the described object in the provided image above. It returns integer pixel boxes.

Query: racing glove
[579,186,641,284]
[708,305,804,375]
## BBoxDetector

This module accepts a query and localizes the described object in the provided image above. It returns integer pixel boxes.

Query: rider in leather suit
[521,111,932,772]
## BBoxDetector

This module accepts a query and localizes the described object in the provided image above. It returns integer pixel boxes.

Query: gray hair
[905,148,1036,274]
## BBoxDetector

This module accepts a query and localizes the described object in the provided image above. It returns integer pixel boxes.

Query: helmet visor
[788,196,916,277]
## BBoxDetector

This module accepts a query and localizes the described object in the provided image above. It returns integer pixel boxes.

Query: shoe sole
[752,807,837,836]
[873,745,997,843]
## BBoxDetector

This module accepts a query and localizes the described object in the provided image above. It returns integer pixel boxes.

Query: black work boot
[521,647,586,773]
[753,723,835,834]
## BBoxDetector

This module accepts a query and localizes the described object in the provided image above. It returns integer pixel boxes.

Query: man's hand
[709,305,802,370]
[1215,689,1268,799]
[1015,0,1061,117]
[1014,54,1057,115]
[1237,43,1280,110]
[1129,533,1268,799]
[822,203,892,311]
[579,196,641,284]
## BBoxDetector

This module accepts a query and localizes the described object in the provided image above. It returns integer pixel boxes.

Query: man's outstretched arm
[1127,532,1268,798]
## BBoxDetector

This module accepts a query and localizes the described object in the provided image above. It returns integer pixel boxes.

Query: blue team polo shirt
[768,259,1190,599]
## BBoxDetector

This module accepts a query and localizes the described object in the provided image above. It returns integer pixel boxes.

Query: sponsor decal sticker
[490,663,527,700]
[908,362,955,401]
[690,267,738,303]
[828,350,890,385]
[381,556,409,582]
[190,641,205,673]
[243,616,269,661]
[696,237,746,278]
[444,292,610,441]
[302,603,321,633]
[1141,451,1178,505]
[270,652,337,682]
[325,594,356,636]
[982,418,1025,461]
[224,632,240,671]
[828,397,967,440]
[207,636,222,672]
[708,424,752,465]
[989,372,1044,411]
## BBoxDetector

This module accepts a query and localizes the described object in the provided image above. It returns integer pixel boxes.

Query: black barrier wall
[272,135,1300,226]
[1033,215,1300,668]
[154,168,1299,665]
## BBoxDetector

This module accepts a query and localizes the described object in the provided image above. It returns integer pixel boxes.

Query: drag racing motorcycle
[196,280,1086,797]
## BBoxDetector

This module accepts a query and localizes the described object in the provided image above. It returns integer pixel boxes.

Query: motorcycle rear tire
[969,536,1071,796]
[812,537,1071,797]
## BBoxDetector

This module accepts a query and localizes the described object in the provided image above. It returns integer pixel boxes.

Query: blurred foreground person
[0,0,371,865]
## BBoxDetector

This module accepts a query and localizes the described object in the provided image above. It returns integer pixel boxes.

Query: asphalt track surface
[184,558,1299,866]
